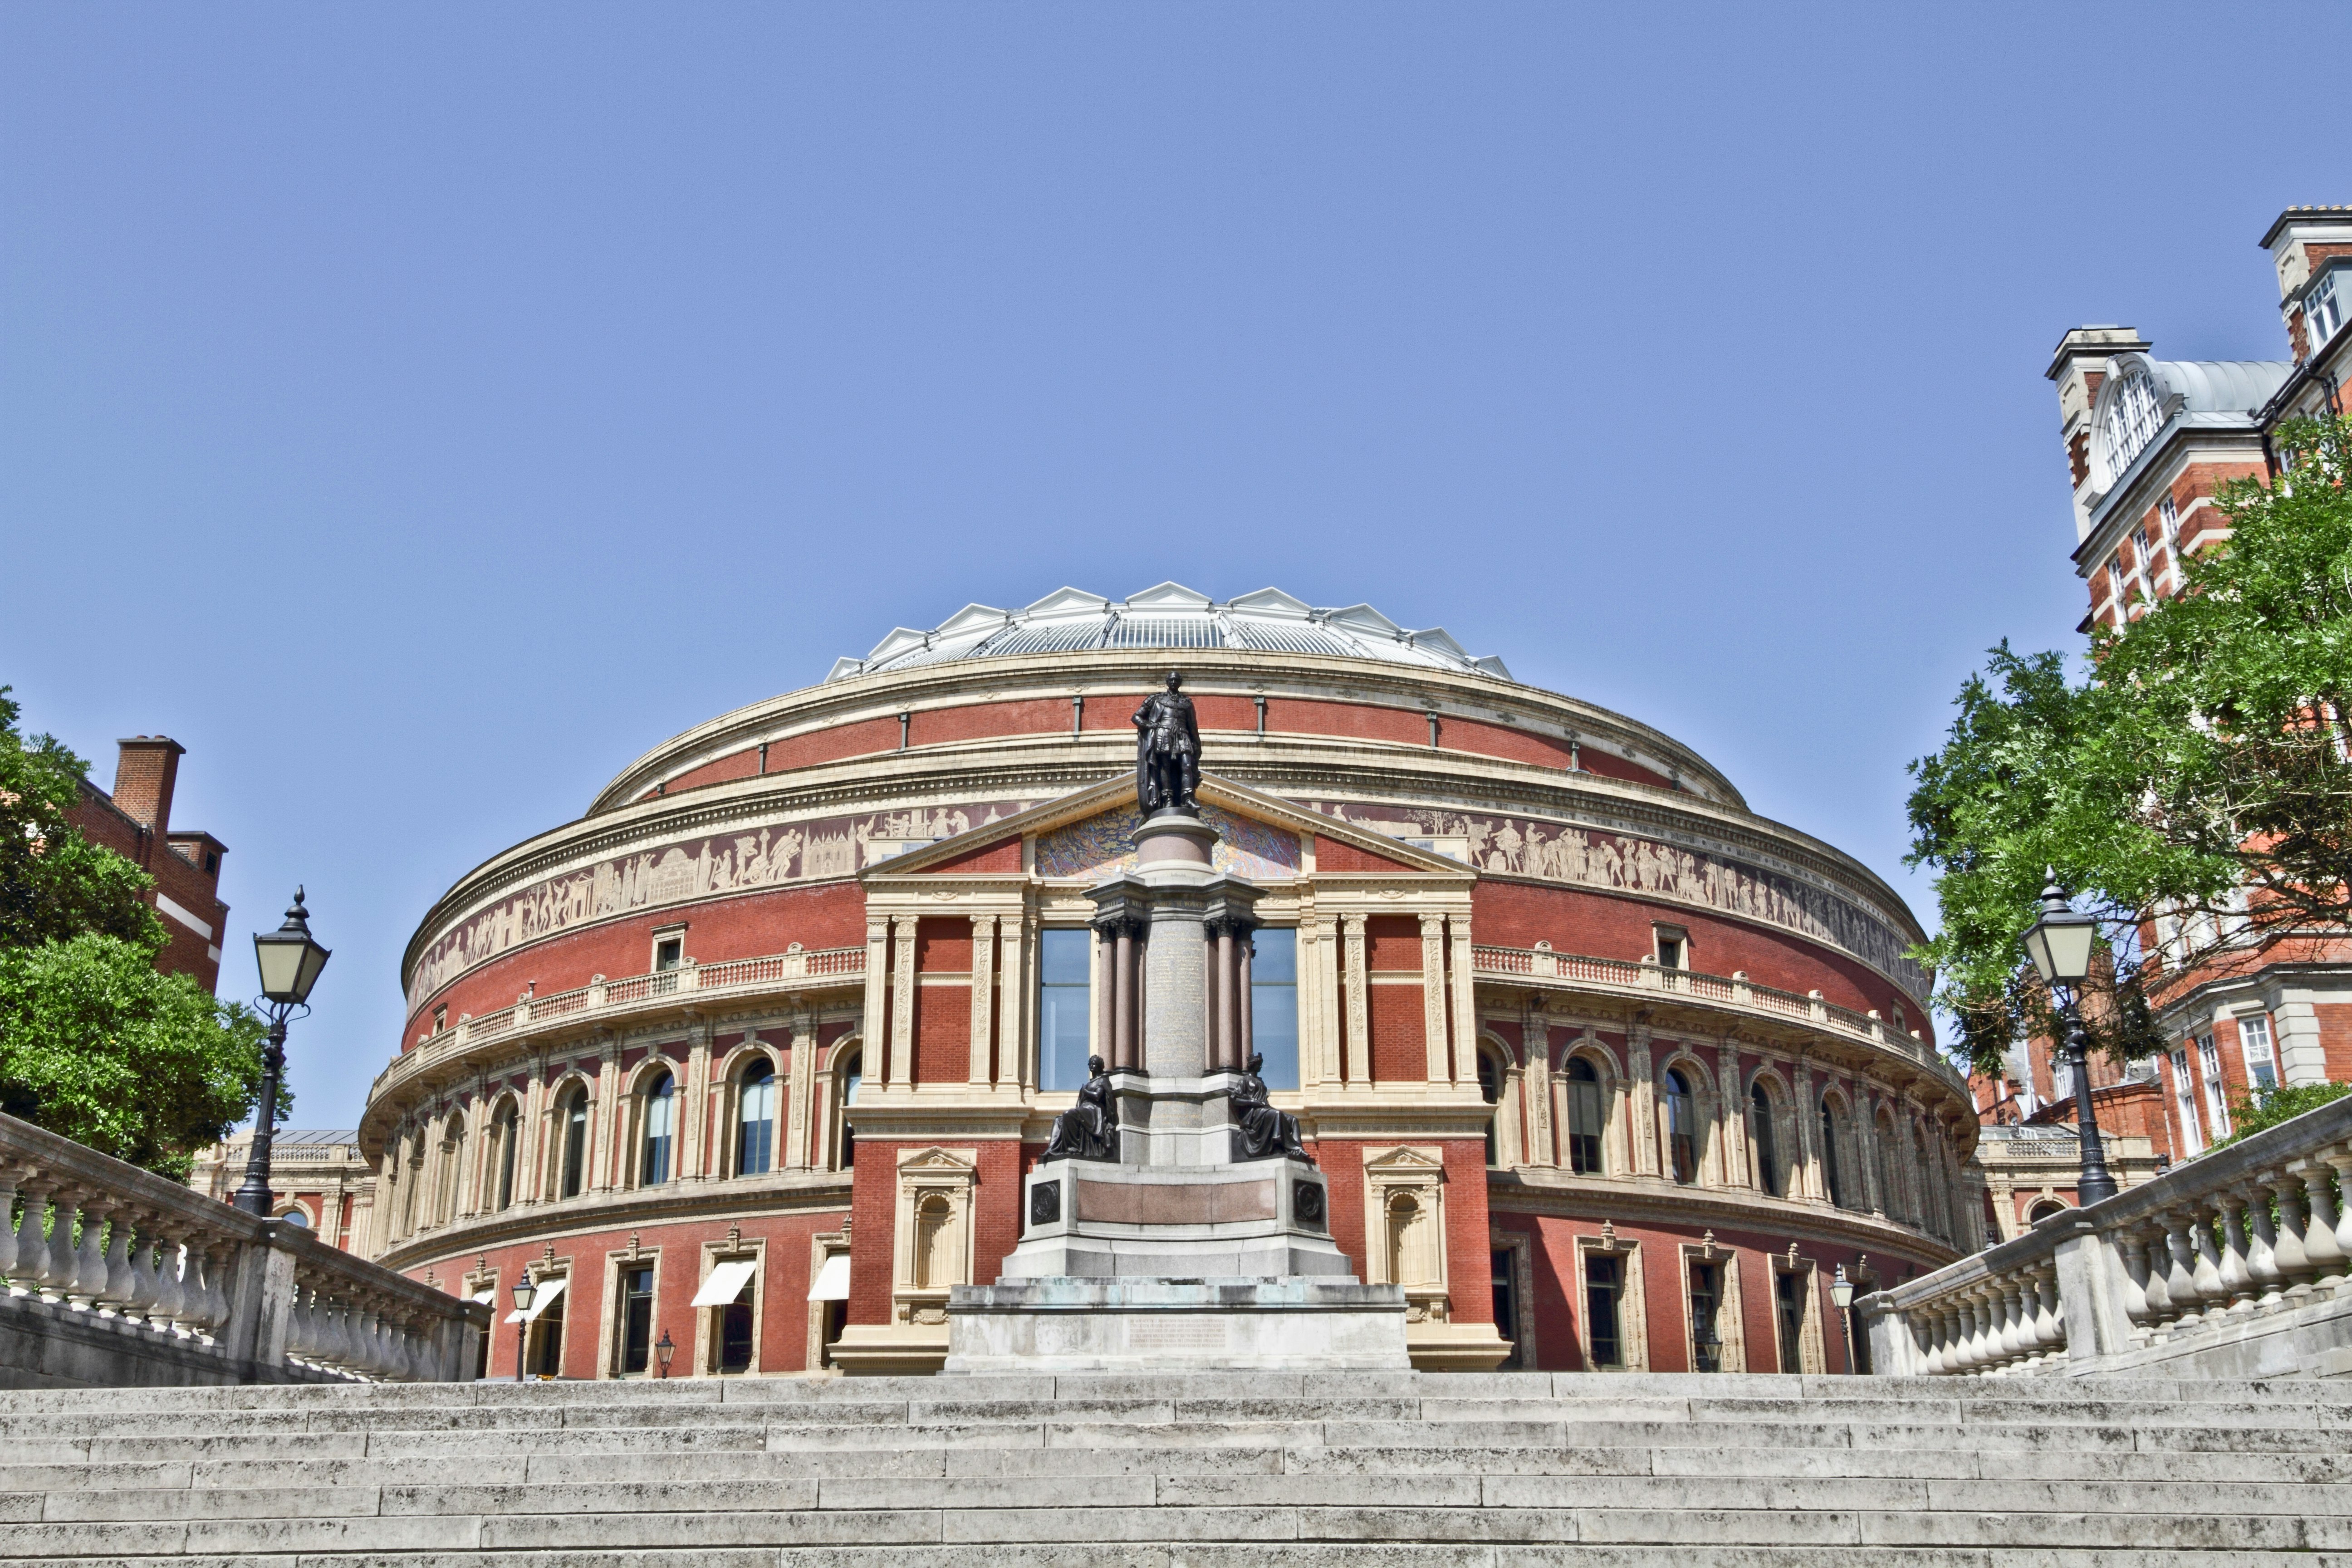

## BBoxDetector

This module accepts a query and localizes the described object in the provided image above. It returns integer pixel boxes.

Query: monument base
[943,1278,1410,1372]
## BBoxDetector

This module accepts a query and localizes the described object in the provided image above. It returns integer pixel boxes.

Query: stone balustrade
[0,1109,485,1387]
[372,942,866,1106]
[1862,1090,2352,1380]
[1470,943,1965,1092]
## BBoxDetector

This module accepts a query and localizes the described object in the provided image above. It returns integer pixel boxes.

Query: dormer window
[2101,368,2166,484]
[2158,493,2178,545]
[2309,271,2342,349]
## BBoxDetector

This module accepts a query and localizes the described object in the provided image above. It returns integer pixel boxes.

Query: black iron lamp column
[1828,1263,1856,1372]
[512,1272,536,1382]
[2020,874,2118,1206]
[655,1330,676,1378]
[234,889,332,1217]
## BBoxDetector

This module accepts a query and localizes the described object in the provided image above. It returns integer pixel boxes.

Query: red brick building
[67,735,230,995]
[1981,206,2352,1182]
[363,585,1980,1379]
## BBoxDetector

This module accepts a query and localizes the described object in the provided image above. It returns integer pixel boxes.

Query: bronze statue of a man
[1132,670,1200,816]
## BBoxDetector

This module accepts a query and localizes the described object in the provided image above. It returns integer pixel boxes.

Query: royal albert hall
[360,584,1985,1379]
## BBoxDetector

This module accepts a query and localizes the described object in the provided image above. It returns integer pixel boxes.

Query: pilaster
[1629,1024,1658,1176]
[1418,915,1450,1083]
[681,1023,713,1180]
[1342,916,1369,1087]
[1715,1039,1745,1189]
[784,1009,817,1169]
[1522,1004,1553,1168]
[888,915,918,1088]
[1792,1055,1821,1200]
[969,914,998,1087]
[1447,915,1477,1086]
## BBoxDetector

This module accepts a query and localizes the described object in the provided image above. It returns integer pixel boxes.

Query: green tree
[1907,415,2352,1075]
[0,689,270,1179]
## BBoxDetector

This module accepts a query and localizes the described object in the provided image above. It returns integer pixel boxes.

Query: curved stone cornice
[1486,1167,1965,1266]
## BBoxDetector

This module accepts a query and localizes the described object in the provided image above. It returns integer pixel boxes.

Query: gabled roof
[825,584,1513,683]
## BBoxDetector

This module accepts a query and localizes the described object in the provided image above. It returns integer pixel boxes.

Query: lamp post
[233,889,332,1217]
[1828,1263,1856,1373]
[511,1273,536,1382]
[2020,874,2118,1206]
[655,1330,676,1378]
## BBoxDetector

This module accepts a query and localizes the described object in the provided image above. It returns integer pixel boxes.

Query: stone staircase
[0,1372,2347,1564]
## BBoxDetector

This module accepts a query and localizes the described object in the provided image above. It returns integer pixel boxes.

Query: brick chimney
[112,737,186,837]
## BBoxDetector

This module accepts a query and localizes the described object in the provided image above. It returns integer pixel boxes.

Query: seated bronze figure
[1044,1054,1117,1161]
[1231,1052,1313,1164]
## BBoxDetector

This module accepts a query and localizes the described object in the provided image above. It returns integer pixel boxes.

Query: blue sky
[2,6,2335,1128]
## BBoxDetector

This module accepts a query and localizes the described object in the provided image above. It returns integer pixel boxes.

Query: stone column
[1792,1056,1821,1200]
[1448,915,1477,1086]
[1342,916,1369,1087]
[860,915,890,1082]
[1628,1024,1658,1176]
[784,1010,817,1169]
[1310,915,1342,1087]
[1857,1087,1886,1217]
[888,915,918,1088]
[1000,909,1030,1092]
[1215,921,1240,1071]
[1111,921,1137,1071]
[1523,1006,1554,1168]
[1239,931,1255,1068]
[969,914,998,1087]
[1715,1039,1745,1189]
[1418,915,1450,1083]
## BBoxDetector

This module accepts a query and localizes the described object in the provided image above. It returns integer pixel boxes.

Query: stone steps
[0,1372,2346,1562]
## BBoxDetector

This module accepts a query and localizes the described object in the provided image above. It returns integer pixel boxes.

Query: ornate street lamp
[511,1273,536,1382]
[655,1330,676,1378]
[2020,874,2118,1206]
[1828,1263,1856,1373]
[234,889,331,1217]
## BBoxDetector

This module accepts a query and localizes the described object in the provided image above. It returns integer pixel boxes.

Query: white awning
[505,1273,566,1324]
[808,1252,852,1302]
[691,1258,760,1308]
[470,1289,495,1306]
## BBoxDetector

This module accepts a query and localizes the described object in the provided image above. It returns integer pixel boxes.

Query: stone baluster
[0,1166,19,1283]
[286,1283,317,1362]
[2323,1145,2352,1295]
[5,1176,45,1290]
[2032,1265,2064,1360]
[1921,1306,1951,1375]
[147,1234,187,1333]
[1964,1291,1995,1371]
[2117,1225,2160,1338]
[115,1215,158,1323]
[2294,1156,2347,1291]
[2181,1205,2228,1323]
[2215,1193,2257,1316]
[70,1195,114,1308]
[2158,1210,2202,1336]
[1989,1284,2022,1366]
[331,1296,361,1372]
[1942,1298,1972,1372]
[2240,1180,2287,1310]
[39,1186,85,1300]
[194,1242,235,1338]
[96,1205,139,1314]
[2264,1169,2315,1294]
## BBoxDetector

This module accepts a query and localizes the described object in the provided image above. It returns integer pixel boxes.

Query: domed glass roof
[826,584,1514,683]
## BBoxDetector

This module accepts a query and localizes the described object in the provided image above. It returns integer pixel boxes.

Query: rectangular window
[1490,1248,1519,1368]
[1250,927,1299,1091]
[654,936,684,972]
[1775,1269,1807,1373]
[2237,1015,2278,1091]
[1655,936,1684,969]
[526,1283,566,1377]
[1584,1252,1623,1368]
[2311,271,2342,348]
[1688,1260,1723,1373]
[2158,493,2179,544]
[2107,559,2126,603]
[2197,1034,2231,1138]
[432,1005,447,1034]
[618,1265,655,1374]
[2170,1047,2203,1156]
[1038,928,1093,1092]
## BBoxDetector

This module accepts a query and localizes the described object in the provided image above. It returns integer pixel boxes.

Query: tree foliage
[0,688,270,1178]
[1907,416,2352,1074]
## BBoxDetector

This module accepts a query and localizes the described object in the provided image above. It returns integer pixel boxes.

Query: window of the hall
[617,1265,656,1375]
[641,1069,676,1186]
[1749,1081,1781,1197]
[1585,1252,1624,1367]
[558,1085,589,1198]
[1250,927,1299,1090]
[491,1098,519,1212]
[1819,1097,1849,1209]
[1564,1057,1605,1175]
[1687,1259,1725,1372]
[1774,1268,1808,1373]
[1038,928,1093,1092]
[1663,1069,1698,1185]
[737,1057,777,1176]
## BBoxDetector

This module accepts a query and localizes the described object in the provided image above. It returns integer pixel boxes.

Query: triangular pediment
[868,771,1471,883]
[895,1146,978,1175]
[1363,1145,1448,1175]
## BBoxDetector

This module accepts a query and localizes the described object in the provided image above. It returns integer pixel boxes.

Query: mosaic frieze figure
[1044,1055,1118,1162]
[1133,670,1200,817]
[1231,1053,1313,1164]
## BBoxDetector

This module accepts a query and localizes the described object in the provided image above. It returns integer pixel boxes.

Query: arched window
[1750,1082,1781,1198]
[558,1086,590,1199]
[838,1050,862,1170]
[2027,1197,2069,1225]
[1386,1191,1435,1285]
[641,1071,675,1186]
[1819,1097,1848,1208]
[1476,1049,1502,1166]
[1663,1069,1697,1185]
[913,1192,953,1289]
[737,1058,777,1177]
[492,1099,519,1212]
[2101,368,2166,483]
[436,1113,466,1227]
[1564,1057,1604,1175]
[276,1205,310,1228]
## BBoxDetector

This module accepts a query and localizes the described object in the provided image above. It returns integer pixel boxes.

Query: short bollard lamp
[234,889,331,1217]
[655,1330,676,1377]
[1829,1264,1856,1372]
[2020,874,2118,1205]
[511,1274,537,1382]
